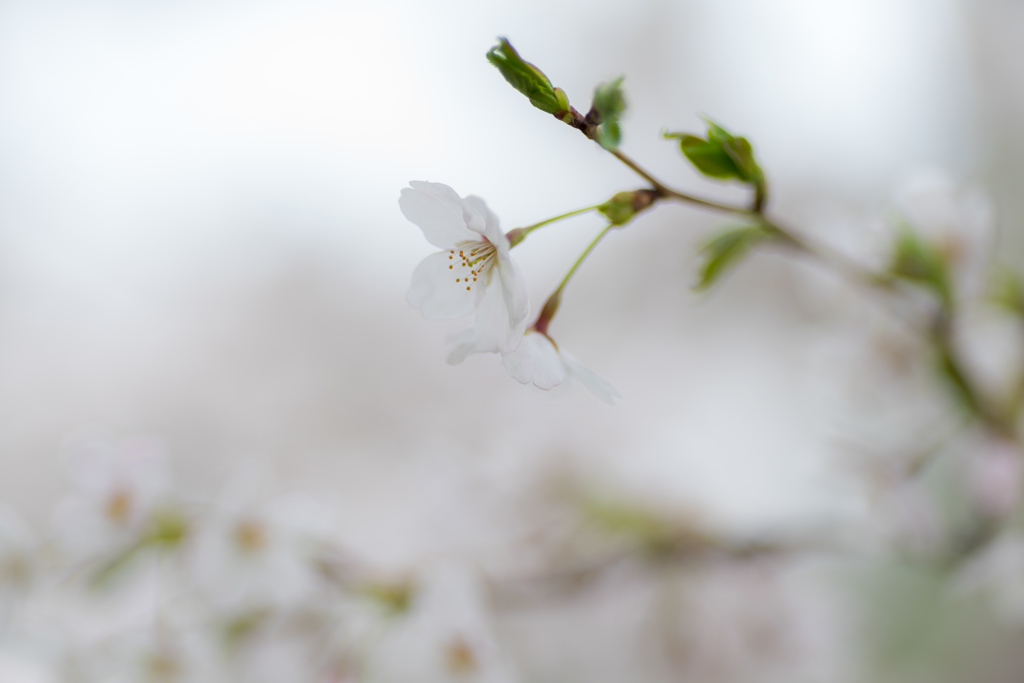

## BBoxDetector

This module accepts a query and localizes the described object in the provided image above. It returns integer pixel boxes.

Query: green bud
[591,77,627,150]
[486,38,567,115]
[664,117,764,187]
[695,224,771,291]
[597,189,656,226]
[889,226,952,307]
[598,192,635,225]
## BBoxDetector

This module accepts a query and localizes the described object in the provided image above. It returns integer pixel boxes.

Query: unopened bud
[486,38,569,115]
[597,190,657,226]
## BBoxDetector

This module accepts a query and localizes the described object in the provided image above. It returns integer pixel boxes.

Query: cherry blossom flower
[400,181,529,353]
[447,327,621,405]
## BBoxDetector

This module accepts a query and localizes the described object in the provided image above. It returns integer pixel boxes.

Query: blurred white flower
[875,479,945,558]
[51,434,169,559]
[968,436,1022,518]
[189,469,325,614]
[400,181,529,353]
[447,328,620,404]
[368,562,519,683]
[955,533,1024,624]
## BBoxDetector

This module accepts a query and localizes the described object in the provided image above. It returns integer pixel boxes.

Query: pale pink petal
[502,333,567,390]
[496,251,530,331]
[445,327,483,365]
[560,349,621,405]
[407,251,481,319]
[400,181,480,249]
[473,277,527,353]
[462,195,500,238]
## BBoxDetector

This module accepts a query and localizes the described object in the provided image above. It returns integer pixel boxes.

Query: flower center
[447,242,496,292]
[104,488,133,525]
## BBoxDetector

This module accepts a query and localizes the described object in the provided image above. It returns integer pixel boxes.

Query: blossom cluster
[0,434,855,683]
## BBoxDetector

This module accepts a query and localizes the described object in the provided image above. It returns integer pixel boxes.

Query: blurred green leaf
[695,225,771,291]
[592,77,626,149]
[581,497,704,555]
[223,607,271,649]
[486,38,567,115]
[988,265,1024,316]
[359,580,414,614]
[889,226,952,307]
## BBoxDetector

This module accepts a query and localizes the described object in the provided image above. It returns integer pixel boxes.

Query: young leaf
[592,77,627,149]
[696,225,771,291]
[665,118,764,186]
[672,134,742,178]
[486,38,566,115]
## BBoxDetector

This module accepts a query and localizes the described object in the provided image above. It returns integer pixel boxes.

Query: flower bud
[597,190,657,226]
[486,38,568,115]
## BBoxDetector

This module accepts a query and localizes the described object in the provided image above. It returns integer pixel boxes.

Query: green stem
[558,225,613,292]
[609,148,754,214]
[611,142,1011,435]
[507,204,603,248]
[534,225,614,335]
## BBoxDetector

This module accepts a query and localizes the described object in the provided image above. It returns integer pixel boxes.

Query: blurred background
[1,0,1024,681]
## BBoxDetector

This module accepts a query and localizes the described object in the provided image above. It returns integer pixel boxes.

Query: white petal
[560,349,621,405]
[445,327,484,365]
[400,181,480,249]
[473,274,528,353]
[462,194,500,238]
[502,333,567,390]
[407,251,480,319]
[496,251,530,331]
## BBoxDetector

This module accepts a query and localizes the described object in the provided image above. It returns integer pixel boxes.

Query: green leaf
[676,134,742,178]
[664,118,764,186]
[596,121,621,150]
[889,226,952,306]
[695,225,771,291]
[592,77,626,149]
[486,38,566,115]
[721,136,763,185]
